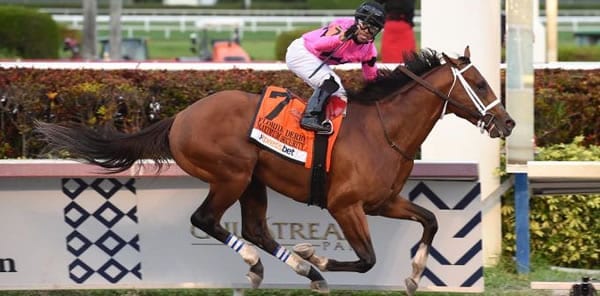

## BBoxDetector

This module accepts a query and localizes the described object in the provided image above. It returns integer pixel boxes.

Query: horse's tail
[35,118,175,174]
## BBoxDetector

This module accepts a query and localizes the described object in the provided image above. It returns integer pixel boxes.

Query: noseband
[397,62,500,133]
[447,64,501,133]
[377,62,504,160]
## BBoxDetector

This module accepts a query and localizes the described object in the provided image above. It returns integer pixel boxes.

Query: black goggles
[357,20,382,35]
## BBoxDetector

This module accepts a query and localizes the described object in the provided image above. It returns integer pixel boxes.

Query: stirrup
[301,116,327,132]
[316,119,333,135]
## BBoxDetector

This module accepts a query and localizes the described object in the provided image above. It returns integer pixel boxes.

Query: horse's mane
[347,48,443,103]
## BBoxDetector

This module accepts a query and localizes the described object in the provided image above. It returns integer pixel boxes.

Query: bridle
[396,60,500,133]
[447,64,501,132]
[376,58,502,159]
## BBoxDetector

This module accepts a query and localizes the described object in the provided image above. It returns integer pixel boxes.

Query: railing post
[514,172,530,274]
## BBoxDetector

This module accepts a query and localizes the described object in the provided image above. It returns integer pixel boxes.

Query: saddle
[249,86,346,208]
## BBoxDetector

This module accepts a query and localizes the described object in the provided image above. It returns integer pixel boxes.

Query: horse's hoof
[310,279,330,294]
[293,243,315,259]
[246,260,264,288]
[189,225,205,239]
[246,271,263,289]
[404,277,418,296]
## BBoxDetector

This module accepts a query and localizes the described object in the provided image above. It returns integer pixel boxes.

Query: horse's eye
[476,81,487,91]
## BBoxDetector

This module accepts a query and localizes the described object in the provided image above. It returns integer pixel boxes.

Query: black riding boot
[301,77,340,132]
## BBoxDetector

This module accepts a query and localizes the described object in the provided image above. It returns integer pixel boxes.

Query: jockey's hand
[341,24,358,41]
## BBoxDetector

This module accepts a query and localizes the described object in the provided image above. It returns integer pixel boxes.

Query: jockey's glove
[343,24,358,41]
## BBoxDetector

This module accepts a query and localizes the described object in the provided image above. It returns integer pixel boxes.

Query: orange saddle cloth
[249,86,344,171]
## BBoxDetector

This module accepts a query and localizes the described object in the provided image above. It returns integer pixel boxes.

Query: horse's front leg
[294,203,376,273]
[378,195,438,296]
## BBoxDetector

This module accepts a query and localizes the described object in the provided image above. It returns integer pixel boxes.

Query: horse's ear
[441,52,449,62]
[442,52,457,67]
[464,46,471,58]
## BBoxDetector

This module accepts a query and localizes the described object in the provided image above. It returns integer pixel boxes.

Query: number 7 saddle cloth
[249,85,346,172]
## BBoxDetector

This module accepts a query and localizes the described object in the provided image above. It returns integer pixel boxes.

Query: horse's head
[440,47,515,138]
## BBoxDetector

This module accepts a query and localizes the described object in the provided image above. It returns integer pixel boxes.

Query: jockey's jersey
[302,17,378,81]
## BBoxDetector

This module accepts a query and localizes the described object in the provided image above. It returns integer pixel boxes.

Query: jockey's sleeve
[303,20,349,54]
[310,34,344,53]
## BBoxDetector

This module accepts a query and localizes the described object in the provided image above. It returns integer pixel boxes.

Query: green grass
[94,30,284,61]
[54,24,597,62]
[109,30,588,62]
[0,256,594,296]
[139,29,383,61]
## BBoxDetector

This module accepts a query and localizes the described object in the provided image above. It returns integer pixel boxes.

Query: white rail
[531,281,600,290]
[41,8,600,17]
[52,14,340,34]
[527,161,600,195]
[0,60,600,71]
[42,8,356,16]
[1,61,599,71]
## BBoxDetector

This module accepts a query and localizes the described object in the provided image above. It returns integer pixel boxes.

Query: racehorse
[36,47,514,296]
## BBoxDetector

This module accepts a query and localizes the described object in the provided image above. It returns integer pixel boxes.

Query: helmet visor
[357,19,382,36]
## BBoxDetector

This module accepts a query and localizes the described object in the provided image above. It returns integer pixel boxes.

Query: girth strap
[308,133,329,209]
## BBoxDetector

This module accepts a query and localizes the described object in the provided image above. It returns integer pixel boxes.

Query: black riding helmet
[355,1,386,35]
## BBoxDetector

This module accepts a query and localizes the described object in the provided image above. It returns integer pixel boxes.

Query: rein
[397,66,482,120]
[376,61,502,159]
[398,63,501,133]
[375,101,415,160]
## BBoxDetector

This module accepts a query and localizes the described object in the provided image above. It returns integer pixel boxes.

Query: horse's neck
[380,68,450,156]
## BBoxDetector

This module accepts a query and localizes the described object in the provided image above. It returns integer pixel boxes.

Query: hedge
[0,6,60,59]
[501,137,600,269]
[274,29,306,62]
[0,68,333,158]
[500,68,599,147]
[1,67,598,158]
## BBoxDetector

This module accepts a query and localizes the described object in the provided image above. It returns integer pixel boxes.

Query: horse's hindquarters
[169,90,261,182]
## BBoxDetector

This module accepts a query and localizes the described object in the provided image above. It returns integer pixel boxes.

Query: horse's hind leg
[190,184,264,288]
[378,195,438,296]
[238,178,329,293]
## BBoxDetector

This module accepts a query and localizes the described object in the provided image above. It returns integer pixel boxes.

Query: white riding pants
[285,38,347,101]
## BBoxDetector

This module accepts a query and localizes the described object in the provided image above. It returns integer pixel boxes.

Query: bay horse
[36,47,514,295]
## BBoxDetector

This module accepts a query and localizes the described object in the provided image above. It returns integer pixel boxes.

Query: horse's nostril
[506,119,516,129]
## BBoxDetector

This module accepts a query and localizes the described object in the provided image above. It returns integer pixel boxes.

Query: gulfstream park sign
[0,258,17,273]
[192,221,352,252]
[0,161,483,293]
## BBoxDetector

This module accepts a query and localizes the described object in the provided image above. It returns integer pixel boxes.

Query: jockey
[285,1,386,132]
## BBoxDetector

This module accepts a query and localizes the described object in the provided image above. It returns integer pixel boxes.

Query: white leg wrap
[308,254,329,271]
[411,243,429,281]
[239,243,260,266]
[288,253,313,276]
[274,246,311,275]
[292,243,329,271]
[274,245,292,262]
[225,234,259,266]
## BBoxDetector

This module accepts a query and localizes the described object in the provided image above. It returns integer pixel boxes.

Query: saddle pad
[249,86,343,171]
